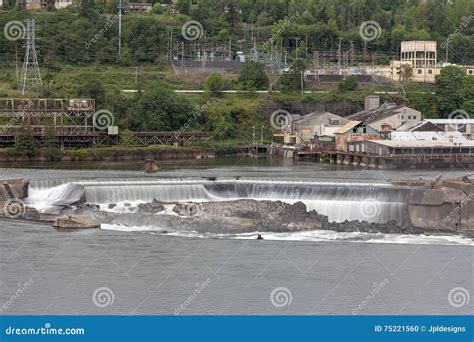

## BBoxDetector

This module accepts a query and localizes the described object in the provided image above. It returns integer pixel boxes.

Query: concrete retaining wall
[0,179,29,200]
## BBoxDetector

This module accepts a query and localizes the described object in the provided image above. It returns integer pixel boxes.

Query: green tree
[14,126,37,158]
[43,125,62,161]
[205,107,236,140]
[338,75,358,91]
[77,80,106,107]
[278,60,306,92]
[435,66,467,117]
[238,61,269,90]
[125,83,193,131]
[204,72,224,96]
[176,0,191,15]
[152,3,163,14]
[400,64,413,82]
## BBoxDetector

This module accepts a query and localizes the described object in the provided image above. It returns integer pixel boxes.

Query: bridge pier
[369,157,379,168]
[342,155,352,165]
[351,156,361,166]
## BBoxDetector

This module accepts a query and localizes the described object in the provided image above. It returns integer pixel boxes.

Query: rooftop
[425,119,474,124]
[390,131,467,142]
[368,139,474,148]
[335,121,362,134]
[396,120,443,132]
[346,103,404,124]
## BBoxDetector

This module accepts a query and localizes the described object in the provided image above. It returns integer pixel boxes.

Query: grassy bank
[0,145,221,162]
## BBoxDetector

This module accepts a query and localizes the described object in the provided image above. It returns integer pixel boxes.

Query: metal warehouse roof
[425,119,474,124]
[390,131,467,142]
[334,121,362,134]
[367,140,474,148]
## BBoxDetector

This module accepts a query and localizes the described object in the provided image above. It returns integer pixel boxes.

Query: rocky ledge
[61,199,431,236]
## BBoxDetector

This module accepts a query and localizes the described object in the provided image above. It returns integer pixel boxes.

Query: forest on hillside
[0,0,473,66]
[0,0,472,142]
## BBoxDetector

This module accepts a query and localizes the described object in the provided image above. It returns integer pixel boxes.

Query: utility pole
[243,22,247,54]
[135,66,138,84]
[181,41,184,72]
[292,37,300,60]
[253,37,257,61]
[315,51,320,84]
[305,34,308,61]
[300,71,304,95]
[349,41,354,67]
[19,19,42,95]
[15,43,19,87]
[337,37,343,71]
[118,0,124,57]
[445,42,448,63]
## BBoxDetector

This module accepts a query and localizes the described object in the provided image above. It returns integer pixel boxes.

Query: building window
[428,69,432,74]
[469,70,473,75]
[417,69,422,74]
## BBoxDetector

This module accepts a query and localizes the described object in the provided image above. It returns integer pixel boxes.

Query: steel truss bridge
[0,98,211,148]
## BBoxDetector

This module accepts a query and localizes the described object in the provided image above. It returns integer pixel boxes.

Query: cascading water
[28,178,411,224]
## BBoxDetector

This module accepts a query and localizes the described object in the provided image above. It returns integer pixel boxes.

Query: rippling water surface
[0,158,472,315]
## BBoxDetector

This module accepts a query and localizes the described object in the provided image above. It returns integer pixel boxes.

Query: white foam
[100,224,474,246]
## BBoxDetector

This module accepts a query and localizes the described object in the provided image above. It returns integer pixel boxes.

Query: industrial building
[425,119,474,138]
[347,139,474,156]
[346,96,422,132]
[291,112,349,145]
[334,121,381,152]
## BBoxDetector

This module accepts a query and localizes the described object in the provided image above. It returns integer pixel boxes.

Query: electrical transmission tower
[19,19,42,95]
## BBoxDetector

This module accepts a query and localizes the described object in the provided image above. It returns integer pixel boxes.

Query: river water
[0,158,472,315]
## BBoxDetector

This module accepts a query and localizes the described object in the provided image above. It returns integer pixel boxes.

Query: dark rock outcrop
[137,199,165,214]
[96,199,424,235]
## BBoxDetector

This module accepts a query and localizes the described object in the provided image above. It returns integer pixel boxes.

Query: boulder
[137,199,165,214]
[0,179,29,200]
[53,216,100,229]
[144,159,160,173]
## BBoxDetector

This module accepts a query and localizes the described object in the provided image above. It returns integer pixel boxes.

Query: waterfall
[27,179,411,224]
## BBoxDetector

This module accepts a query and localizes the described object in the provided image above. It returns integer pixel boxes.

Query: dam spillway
[28,178,412,225]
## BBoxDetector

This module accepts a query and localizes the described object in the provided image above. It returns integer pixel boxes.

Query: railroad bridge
[0,98,211,148]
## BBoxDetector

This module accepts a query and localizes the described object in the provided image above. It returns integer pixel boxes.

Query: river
[0,157,472,315]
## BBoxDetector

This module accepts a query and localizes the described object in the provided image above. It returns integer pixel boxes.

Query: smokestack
[365,95,380,111]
